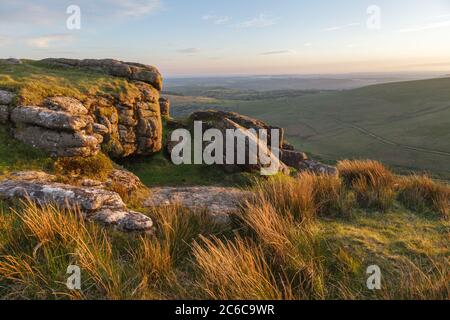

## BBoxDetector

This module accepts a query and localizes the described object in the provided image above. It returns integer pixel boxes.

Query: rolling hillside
[169,77,450,179]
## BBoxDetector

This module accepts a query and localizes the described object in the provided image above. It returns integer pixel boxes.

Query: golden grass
[193,236,284,300]
[338,160,396,211]
[398,175,449,219]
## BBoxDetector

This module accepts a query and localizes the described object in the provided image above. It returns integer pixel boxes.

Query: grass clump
[398,175,449,219]
[252,173,352,222]
[338,160,396,211]
[193,237,284,300]
[54,152,114,181]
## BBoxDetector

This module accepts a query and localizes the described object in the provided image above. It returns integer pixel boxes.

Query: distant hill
[170,77,450,179]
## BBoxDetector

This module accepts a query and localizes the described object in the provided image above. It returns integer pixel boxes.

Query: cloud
[304,43,312,47]
[0,1,63,25]
[177,48,200,54]
[259,50,296,56]
[323,22,361,32]
[397,19,450,33]
[108,0,162,17]
[0,0,162,27]
[236,14,278,28]
[26,34,75,49]
[203,14,232,25]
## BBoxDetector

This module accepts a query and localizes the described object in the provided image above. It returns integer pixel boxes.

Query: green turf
[0,59,141,106]
[121,152,255,187]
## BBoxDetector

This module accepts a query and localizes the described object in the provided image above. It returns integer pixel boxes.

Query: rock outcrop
[0,58,22,65]
[0,171,154,233]
[190,110,284,148]
[144,186,249,224]
[297,160,339,176]
[176,110,338,175]
[281,150,308,169]
[185,110,289,174]
[0,59,164,158]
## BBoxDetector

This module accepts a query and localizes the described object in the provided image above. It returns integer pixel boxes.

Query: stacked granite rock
[0,59,169,158]
[11,97,102,157]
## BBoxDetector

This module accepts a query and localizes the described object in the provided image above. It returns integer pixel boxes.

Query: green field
[169,77,450,180]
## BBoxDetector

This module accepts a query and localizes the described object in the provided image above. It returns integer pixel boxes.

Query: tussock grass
[193,237,284,300]
[0,200,229,299]
[398,175,449,219]
[252,173,352,221]
[338,160,396,211]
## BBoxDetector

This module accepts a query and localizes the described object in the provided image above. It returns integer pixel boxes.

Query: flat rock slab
[0,178,153,233]
[144,187,250,224]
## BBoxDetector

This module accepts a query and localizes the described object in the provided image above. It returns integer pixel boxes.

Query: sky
[1,0,450,76]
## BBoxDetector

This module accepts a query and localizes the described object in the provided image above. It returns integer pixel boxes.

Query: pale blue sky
[1,0,450,76]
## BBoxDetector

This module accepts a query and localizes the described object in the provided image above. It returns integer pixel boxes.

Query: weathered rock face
[0,89,15,105]
[159,96,170,118]
[190,110,284,148]
[0,90,15,124]
[90,81,163,158]
[297,160,339,176]
[144,186,250,224]
[0,105,9,124]
[41,58,163,91]
[0,171,154,233]
[281,150,308,169]
[11,97,101,157]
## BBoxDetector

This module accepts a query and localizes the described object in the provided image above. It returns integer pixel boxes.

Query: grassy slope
[170,77,450,179]
[0,59,141,106]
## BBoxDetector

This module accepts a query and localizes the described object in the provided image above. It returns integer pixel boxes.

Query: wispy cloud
[259,50,296,56]
[177,48,200,54]
[0,1,62,25]
[26,34,75,49]
[236,14,278,28]
[111,0,162,17]
[203,14,232,25]
[323,22,361,32]
[397,19,450,33]
[304,43,312,47]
